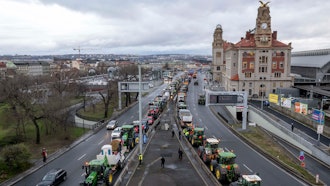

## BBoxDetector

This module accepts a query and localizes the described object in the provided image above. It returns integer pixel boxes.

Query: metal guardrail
[174,105,221,186]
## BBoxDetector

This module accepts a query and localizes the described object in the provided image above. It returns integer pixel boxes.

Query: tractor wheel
[197,147,203,158]
[220,167,227,182]
[215,167,222,181]
[202,152,209,164]
[210,160,217,174]
[108,172,113,186]
[209,164,213,173]
[234,166,241,182]
[131,140,135,149]
[117,161,122,170]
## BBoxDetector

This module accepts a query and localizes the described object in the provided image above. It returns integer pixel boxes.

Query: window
[233,63,236,67]
[279,62,284,69]
[243,82,245,87]
[245,72,251,78]
[243,62,247,69]
[274,72,281,77]
[259,56,268,64]
[273,82,276,87]
[280,82,283,87]
[249,82,252,87]
[250,62,254,69]
[249,89,252,95]
[272,62,277,69]
[259,67,267,73]
[216,66,220,71]
[216,52,221,57]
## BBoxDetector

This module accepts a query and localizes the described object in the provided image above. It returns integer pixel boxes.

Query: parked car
[111,127,123,139]
[36,168,67,186]
[106,120,118,130]
[147,116,154,125]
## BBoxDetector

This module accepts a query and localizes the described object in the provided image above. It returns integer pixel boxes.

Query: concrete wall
[226,105,330,165]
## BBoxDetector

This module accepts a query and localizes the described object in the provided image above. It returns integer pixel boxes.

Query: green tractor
[81,145,124,186]
[190,127,205,147]
[198,94,205,105]
[210,151,241,183]
[230,174,262,186]
[197,138,224,164]
[121,125,136,151]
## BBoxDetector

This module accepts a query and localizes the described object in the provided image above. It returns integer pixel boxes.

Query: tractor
[81,145,124,186]
[210,151,241,183]
[198,94,205,105]
[121,125,137,151]
[230,174,262,186]
[197,138,224,164]
[190,127,205,147]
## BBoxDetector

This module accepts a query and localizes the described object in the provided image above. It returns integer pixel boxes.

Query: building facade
[212,2,293,98]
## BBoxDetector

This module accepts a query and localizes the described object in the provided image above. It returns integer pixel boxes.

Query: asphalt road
[249,100,330,184]
[186,73,307,186]
[13,82,168,186]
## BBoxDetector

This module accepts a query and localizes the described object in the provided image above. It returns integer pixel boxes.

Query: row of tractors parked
[80,86,170,186]
[175,72,261,186]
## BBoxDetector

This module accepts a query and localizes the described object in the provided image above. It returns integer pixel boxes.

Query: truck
[121,125,137,151]
[81,143,125,186]
[178,109,193,128]
[210,151,241,183]
[177,92,186,103]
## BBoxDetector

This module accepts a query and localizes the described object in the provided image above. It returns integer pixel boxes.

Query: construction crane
[73,46,83,60]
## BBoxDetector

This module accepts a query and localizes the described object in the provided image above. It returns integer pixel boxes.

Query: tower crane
[73,46,83,59]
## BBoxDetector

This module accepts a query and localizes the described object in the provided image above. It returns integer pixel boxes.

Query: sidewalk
[116,100,212,186]
[125,123,206,186]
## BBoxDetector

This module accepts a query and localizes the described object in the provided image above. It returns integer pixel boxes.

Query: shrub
[0,143,31,173]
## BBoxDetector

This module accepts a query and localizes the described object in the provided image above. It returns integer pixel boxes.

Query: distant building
[291,49,330,82]
[212,2,293,98]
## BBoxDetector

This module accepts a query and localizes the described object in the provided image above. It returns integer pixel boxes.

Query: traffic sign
[299,151,305,161]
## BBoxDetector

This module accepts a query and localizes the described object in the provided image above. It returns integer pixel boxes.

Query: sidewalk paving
[125,123,206,186]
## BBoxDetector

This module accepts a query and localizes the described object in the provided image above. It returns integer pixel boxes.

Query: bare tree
[98,80,118,118]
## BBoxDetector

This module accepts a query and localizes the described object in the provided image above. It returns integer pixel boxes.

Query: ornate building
[212,2,293,98]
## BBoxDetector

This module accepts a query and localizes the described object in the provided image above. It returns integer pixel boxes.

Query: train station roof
[291,49,330,68]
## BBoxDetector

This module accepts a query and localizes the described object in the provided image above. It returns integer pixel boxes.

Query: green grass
[236,124,323,185]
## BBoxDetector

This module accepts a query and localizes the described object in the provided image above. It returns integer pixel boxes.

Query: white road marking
[225,147,230,152]
[243,164,253,173]
[77,154,86,161]
[98,139,104,145]
[204,126,208,130]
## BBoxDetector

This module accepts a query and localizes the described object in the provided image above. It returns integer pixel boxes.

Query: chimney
[272,31,277,40]
[246,31,251,39]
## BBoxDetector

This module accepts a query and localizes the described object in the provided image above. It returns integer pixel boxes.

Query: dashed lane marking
[77,154,86,161]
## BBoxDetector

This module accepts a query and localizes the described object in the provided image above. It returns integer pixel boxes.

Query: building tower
[212,24,224,83]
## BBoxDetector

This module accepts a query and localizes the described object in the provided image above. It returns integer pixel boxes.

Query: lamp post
[138,64,143,155]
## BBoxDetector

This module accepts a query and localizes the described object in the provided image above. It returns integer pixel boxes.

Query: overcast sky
[0,0,329,55]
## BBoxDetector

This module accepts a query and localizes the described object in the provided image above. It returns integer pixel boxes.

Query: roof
[291,54,330,68]
[242,175,262,182]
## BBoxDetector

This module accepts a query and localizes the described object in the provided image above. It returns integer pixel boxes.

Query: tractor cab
[235,174,262,186]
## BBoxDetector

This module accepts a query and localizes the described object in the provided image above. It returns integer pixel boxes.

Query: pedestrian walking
[178,130,181,140]
[42,148,47,163]
[291,123,294,132]
[161,156,165,168]
[178,148,183,160]
[139,153,143,165]
[172,129,175,138]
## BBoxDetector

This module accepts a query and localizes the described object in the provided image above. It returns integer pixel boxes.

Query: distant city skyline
[1,0,329,55]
